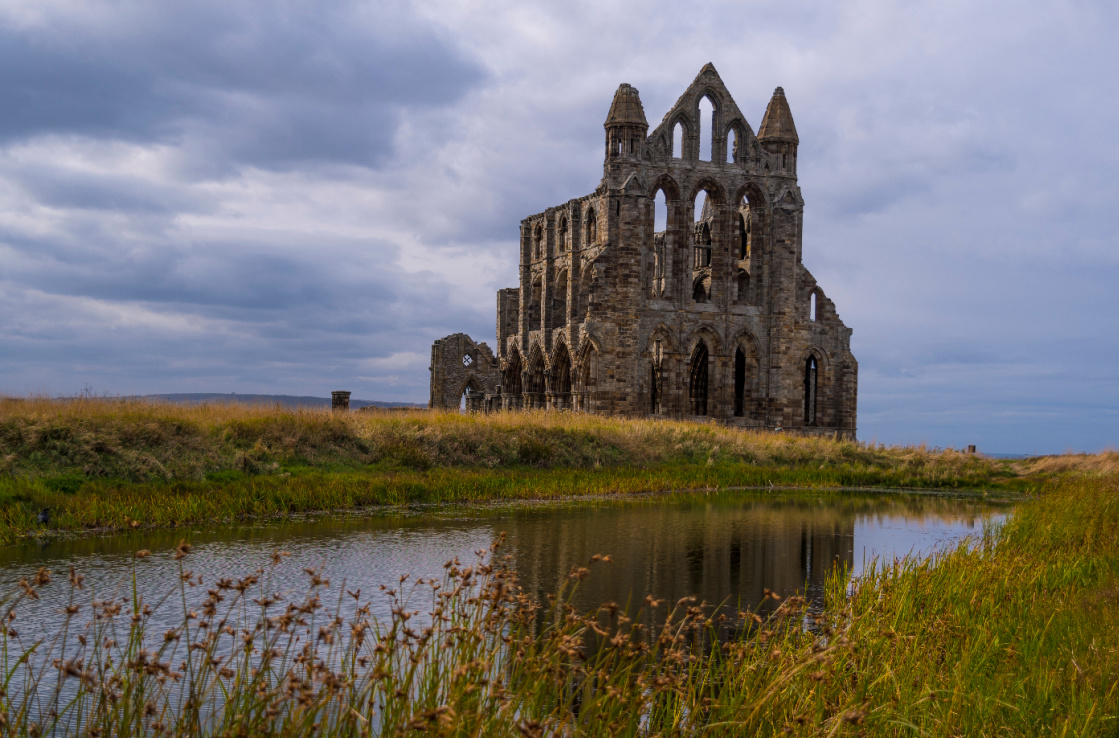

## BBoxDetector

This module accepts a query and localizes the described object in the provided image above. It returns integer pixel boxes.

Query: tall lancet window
[804,356,818,425]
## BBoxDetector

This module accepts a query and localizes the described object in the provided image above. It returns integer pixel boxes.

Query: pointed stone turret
[605,83,648,128]
[758,87,799,175]
[604,83,648,162]
[757,87,798,144]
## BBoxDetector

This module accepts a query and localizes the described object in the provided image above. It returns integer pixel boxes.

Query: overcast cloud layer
[1,0,1117,453]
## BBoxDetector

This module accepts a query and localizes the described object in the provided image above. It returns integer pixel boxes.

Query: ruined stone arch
[641,323,679,355]
[574,334,602,412]
[733,181,769,210]
[731,329,760,418]
[692,86,724,114]
[684,324,722,358]
[808,286,824,322]
[687,339,711,416]
[731,328,760,356]
[576,332,603,363]
[799,345,828,427]
[525,344,547,397]
[550,340,573,401]
[725,118,751,162]
[668,112,693,158]
[692,271,712,303]
[503,345,523,395]
[688,178,727,207]
[692,88,724,161]
[456,374,484,402]
[798,344,831,372]
[557,214,569,253]
[549,336,570,370]
[532,222,544,260]
[648,174,682,202]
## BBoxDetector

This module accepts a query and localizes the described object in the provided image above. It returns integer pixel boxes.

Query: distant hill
[130,393,423,410]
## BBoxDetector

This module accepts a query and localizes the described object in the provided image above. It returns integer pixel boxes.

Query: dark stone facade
[430,64,857,438]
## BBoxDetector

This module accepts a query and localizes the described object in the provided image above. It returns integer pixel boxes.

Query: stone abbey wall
[429,64,857,437]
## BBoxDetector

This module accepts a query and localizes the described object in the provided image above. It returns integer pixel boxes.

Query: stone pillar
[331,391,351,411]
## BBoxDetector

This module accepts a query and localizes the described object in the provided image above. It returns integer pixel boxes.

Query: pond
[0,489,1011,644]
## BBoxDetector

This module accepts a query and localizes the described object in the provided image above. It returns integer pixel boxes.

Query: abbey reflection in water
[501,498,856,615]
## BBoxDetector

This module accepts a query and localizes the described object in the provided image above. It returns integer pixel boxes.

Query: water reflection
[502,493,1006,620]
[0,491,1009,647]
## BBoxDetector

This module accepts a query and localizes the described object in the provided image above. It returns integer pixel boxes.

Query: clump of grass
[0,396,1008,483]
[1,477,1117,735]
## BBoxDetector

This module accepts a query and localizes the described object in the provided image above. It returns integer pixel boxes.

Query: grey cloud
[0,0,485,169]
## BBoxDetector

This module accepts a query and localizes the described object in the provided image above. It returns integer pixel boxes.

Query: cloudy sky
[1,0,1117,453]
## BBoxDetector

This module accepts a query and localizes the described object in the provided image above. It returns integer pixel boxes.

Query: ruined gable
[429,64,857,438]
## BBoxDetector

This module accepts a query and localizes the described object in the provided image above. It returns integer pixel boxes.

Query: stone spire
[604,83,648,128]
[757,87,799,144]
[604,83,648,163]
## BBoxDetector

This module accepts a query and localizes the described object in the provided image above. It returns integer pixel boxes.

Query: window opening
[689,342,709,416]
[553,344,572,408]
[804,356,818,425]
[672,121,684,159]
[586,210,597,245]
[526,352,546,398]
[692,190,711,270]
[529,279,542,330]
[553,271,568,329]
[734,348,746,417]
[462,354,473,367]
[809,292,817,321]
[693,276,709,303]
[558,218,567,253]
[738,213,748,259]
[699,96,714,161]
[727,128,737,163]
[654,190,668,232]
[653,190,668,297]
[504,352,523,396]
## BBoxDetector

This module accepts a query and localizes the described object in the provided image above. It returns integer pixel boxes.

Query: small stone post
[331,391,351,411]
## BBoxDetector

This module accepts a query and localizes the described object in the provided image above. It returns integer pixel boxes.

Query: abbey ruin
[429,64,857,437]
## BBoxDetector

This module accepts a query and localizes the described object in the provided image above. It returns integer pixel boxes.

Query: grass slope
[0,396,1104,542]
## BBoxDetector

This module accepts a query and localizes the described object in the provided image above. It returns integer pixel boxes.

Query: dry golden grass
[0,396,1007,483]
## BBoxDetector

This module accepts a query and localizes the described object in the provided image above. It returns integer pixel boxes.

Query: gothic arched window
[689,341,709,416]
[804,355,818,425]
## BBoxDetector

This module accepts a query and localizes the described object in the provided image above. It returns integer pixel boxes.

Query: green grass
[0,476,1115,735]
[0,459,1027,545]
[0,398,1049,542]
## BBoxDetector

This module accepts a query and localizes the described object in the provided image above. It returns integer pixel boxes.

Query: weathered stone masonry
[429,64,857,438]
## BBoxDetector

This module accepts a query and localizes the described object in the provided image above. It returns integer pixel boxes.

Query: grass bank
[0,476,1115,735]
[0,396,1089,541]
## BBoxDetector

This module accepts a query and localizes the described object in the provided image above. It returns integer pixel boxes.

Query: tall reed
[0,477,1116,735]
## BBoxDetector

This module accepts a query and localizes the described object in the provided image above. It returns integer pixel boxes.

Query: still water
[0,490,1010,642]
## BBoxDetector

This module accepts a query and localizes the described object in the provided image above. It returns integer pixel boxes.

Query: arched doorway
[577,344,598,413]
[503,350,523,410]
[689,341,709,416]
[552,344,572,410]
[734,348,746,417]
[526,349,546,409]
